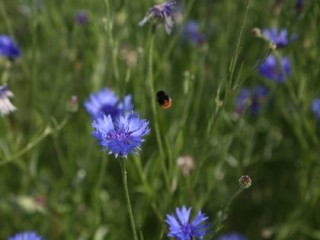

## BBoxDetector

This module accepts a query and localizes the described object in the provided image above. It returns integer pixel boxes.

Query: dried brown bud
[177,155,195,176]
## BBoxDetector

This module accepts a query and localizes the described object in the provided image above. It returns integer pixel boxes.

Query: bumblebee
[156,90,172,109]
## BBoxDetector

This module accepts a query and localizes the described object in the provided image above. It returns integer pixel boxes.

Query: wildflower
[235,88,250,115]
[84,87,133,120]
[0,84,17,116]
[0,34,20,60]
[92,112,150,158]
[259,54,291,83]
[165,205,210,240]
[75,10,89,25]
[8,231,43,240]
[217,233,248,240]
[262,27,288,48]
[251,85,268,115]
[235,86,268,115]
[139,1,176,34]
[239,175,252,189]
[177,155,195,176]
[311,98,320,120]
[180,21,206,46]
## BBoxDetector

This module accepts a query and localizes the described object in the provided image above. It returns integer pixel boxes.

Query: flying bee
[156,90,172,109]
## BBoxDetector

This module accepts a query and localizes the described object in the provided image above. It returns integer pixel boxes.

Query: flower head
[84,87,133,120]
[311,98,320,120]
[180,21,206,46]
[263,27,288,48]
[0,34,20,60]
[217,233,248,240]
[259,54,291,83]
[75,10,89,25]
[235,85,268,115]
[139,1,176,34]
[165,205,210,240]
[8,231,43,240]
[92,112,150,158]
[0,84,17,116]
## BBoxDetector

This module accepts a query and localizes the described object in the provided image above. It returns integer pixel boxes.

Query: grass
[0,0,320,239]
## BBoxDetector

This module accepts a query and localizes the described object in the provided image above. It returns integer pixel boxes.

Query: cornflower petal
[0,34,20,59]
[139,1,176,35]
[8,231,43,240]
[165,205,210,239]
[84,87,133,120]
[92,112,150,158]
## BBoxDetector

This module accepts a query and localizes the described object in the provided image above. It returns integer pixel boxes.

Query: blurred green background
[0,0,319,239]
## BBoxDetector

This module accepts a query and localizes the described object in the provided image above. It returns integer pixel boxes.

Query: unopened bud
[269,42,277,50]
[239,175,252,189]
[66,95,79,113]
[251,27,262,38]
[177,155,195,176]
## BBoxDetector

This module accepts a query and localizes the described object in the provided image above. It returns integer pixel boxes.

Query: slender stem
[104,0,120,82]
[147,33,170,191]
[0,116,69,166]
[213,186,246,234]
[119,158,138,240]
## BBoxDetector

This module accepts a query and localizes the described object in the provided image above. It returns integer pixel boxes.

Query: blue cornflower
[180,21,206,46]
[235,87,250,114]
[0,34,20,59]
[235,86,268,115]
[8,231,43,240]
[92,112,150,158]
[84,87,133,120]
[139,1,176,34]
[311,98,320,120]
[262,27,288,48]
[75,10,89,25]
[0,84,17,116]
[217,233,247,240]
[259,54,291,83]
[165,205,210,240]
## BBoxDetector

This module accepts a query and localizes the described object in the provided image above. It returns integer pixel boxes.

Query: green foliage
[0,0,320,239]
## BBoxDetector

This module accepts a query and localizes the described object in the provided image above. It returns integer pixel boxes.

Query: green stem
[147,34,170,191]
[119,158,138,240]
[0,116,69,166]
[104,0,120,82]
[213,186,246,233]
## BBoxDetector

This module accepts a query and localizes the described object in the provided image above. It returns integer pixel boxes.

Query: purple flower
[259,54,291,83]
[235,86,268,115]
[0,84,17,116]
[0,34,20,59]
[75,10,89,25]
[165,205,210,240]
[8,231,43,240]
[180,21,206,46]
[311,98,320,120]
[139,1,176,34]
[217,233,247,240]
[92,112,150,158]
[84,87,133,120]
[263,27,288,48]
